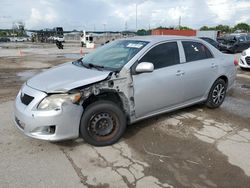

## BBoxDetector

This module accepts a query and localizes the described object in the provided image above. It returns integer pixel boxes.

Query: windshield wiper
[87,63,104,71]
[73,59,104,71]
[73,58,90,68]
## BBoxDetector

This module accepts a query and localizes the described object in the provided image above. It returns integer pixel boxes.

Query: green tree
[215,25,230,33]
[156,26,168,29]
[179,26,192,30]
[233,23,250,32]
[200,26,210,31]
[136,29,148,36]
[0,31,7,37]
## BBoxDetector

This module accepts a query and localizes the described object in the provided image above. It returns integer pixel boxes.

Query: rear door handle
[176,70,185,76]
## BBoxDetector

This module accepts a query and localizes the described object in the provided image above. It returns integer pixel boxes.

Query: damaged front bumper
[13,84,83,141]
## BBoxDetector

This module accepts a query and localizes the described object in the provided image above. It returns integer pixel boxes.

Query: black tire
[206,79,227,109]
[80,100,126,146]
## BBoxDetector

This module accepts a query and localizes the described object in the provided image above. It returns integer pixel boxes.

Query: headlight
[241,51,246,56]
[37,93,81,110]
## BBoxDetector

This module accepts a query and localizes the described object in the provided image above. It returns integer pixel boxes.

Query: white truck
[80,31,94,47]
[196,30,220,41]
[48,36,65,43]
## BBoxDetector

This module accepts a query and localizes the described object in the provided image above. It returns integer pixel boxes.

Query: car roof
[124,35,201,43]
[230,33,247,36]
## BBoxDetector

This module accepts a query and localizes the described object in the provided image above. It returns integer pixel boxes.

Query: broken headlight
[37,93,81,110]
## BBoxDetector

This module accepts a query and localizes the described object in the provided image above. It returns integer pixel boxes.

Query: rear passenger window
[139,42,180,69]
[182,41,213,62]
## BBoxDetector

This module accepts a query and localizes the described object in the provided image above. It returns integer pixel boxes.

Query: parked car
[10,37,29,42]
[239,47,250,69]
[218,34,250,53]
[14,36,237,146]
[48,36,65,43]
[199,37,219,49]
[0,37,10,42]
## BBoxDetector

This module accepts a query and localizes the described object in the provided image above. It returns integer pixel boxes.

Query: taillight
[234,59,238,66]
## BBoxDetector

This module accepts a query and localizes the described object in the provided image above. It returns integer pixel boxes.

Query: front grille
[20,93,34,105]
[246,57,250,65]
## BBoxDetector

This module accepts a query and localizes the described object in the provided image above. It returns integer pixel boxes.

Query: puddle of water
[16,70,39,81]
[16,69,49,81]
[193,119,250,176]
[221,97,250,119]
[57,53,83,59]
[241,84,250,89]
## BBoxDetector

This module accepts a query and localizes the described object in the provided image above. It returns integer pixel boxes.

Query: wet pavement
[0,42,250,188]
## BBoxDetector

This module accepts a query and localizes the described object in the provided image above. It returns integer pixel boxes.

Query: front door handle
[211,63,218,68]
[176,70,185,76]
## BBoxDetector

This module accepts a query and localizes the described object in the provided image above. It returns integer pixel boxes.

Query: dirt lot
[0,42,250,188]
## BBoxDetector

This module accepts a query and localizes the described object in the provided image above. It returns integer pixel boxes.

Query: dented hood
[27,62,111,93]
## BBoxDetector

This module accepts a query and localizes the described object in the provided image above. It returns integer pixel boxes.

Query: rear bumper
[228,67,237,90]
[13,84,83,141]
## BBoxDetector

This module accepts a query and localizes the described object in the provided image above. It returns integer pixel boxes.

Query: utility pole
[12,22,14,36]
[135,3,138,32]
[178,16,181,30]
[125,21,128,31]
[103,23,107,40]
[103,23,106,32]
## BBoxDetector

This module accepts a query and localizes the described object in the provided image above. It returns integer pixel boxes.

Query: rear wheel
[206,79,227,108]
[80,100,126,146]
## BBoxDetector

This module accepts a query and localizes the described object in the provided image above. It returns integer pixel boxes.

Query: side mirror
[135,62,154,73]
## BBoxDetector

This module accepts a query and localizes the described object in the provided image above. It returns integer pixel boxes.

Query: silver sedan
[14,36,237,146]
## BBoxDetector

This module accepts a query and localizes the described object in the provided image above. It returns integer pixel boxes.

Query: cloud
[207,0,234,22]
[26,7,58,28]
[236,15,250,24]
[207,0,250,24]
[0,0,249,30]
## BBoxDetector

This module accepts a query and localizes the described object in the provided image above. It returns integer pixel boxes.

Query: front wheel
[80,100,127,146]
[206,79,227,108]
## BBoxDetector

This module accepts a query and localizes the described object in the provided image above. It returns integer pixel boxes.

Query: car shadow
[123,103,205,140]
[51,104,204,148]
[239,67,250,72]
[53,138,85,147]
[53,103,205,148]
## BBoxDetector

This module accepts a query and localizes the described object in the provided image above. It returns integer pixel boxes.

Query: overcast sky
[0,0,250,31]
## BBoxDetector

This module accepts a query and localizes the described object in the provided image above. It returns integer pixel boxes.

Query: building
[151,29,196,36]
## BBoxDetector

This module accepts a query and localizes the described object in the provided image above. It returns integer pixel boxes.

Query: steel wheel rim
[88,112,118,139]
[212,83,225,104]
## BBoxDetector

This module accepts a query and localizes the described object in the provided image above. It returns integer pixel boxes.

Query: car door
[179,41,218,102]
[132,41,183,118]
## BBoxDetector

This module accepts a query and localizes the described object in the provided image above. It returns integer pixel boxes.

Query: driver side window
[139,42,180,69]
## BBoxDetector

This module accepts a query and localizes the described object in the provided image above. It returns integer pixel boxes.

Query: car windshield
[78,40,149,71]
[221,36,237,45]
[237,36,247,42]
